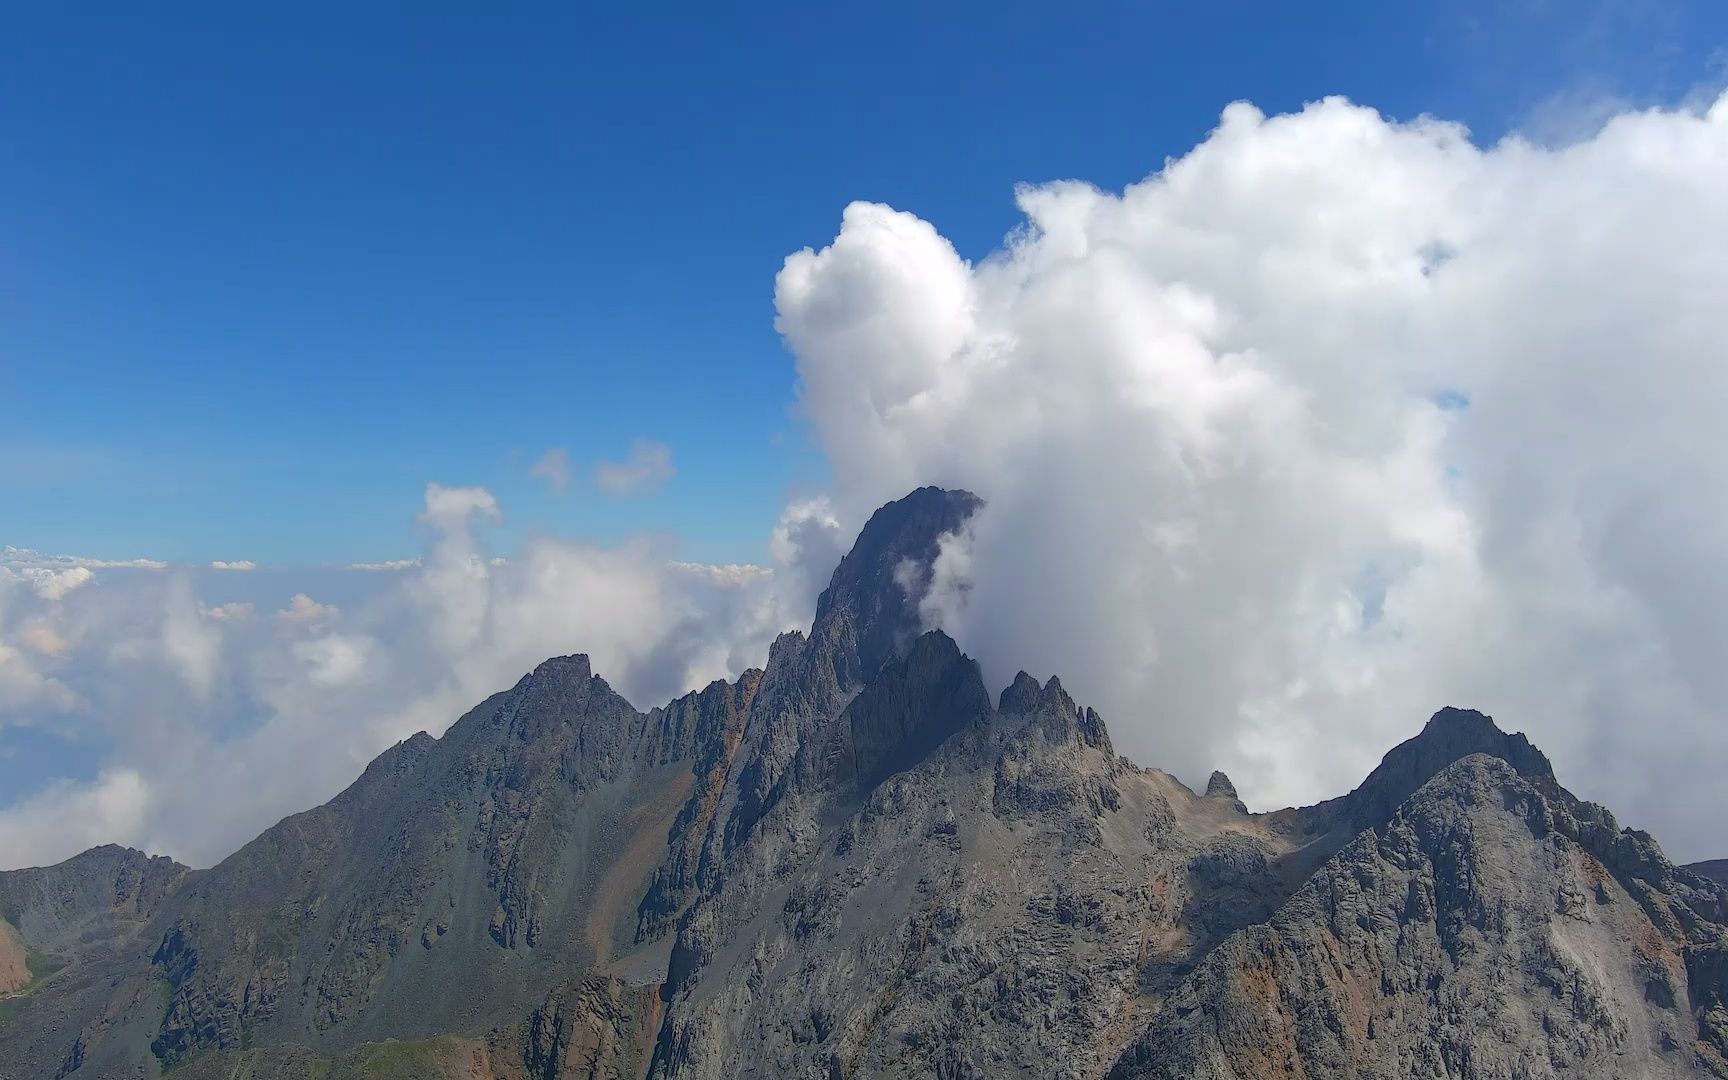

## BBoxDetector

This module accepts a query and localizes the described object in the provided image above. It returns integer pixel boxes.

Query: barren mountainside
[3,486,1725,1079]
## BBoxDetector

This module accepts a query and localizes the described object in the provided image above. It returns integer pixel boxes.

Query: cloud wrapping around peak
[596,439,675,496]
[777,92,1728,860]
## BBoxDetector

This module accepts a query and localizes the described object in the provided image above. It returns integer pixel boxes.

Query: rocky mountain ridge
[2,485,1723,1079]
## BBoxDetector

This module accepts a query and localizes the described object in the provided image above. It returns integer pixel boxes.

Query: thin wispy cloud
[529,447,572,494]
[200,602,255,622]
[347,559,420,571]
[595,439,674,496]
[1,546,167,571]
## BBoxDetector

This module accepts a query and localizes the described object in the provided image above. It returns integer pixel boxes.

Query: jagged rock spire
[1204,770,1237,800]
[807,486,982,686]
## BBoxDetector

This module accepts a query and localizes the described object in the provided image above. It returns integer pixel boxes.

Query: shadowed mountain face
[3,485,1726,1079]
[1691,862,1728,887]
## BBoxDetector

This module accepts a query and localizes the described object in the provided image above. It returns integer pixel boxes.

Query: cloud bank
[0,488,834,868]
[777,93,1728,860]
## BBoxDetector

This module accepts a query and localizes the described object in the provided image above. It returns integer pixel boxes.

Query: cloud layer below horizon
[4,92,1728,867]
[0,487,827,867]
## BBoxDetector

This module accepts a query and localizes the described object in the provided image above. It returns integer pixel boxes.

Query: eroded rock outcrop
[1112,751,1726,1079]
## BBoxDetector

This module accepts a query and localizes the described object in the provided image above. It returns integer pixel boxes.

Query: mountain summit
[3,487,1725,1079]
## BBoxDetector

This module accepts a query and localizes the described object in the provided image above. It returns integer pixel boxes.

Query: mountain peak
[838,629,990,791]
[1041,674,1071,706]
[998,670,1043,714]
[992,670,1113,752]
[808,486,982,685]
[1422,704,1498,733]
[1415,706,1552,775]
[353,729,437,786]
[1204,770,1238,800]
[529,653,593,681]
[1340,705,1555,828]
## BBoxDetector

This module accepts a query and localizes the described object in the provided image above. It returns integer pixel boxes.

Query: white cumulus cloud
[201,602,255,622]
[277,594,338,623]
[776,92,1728,862]
[420,482,500,527]
[23,566,95,601]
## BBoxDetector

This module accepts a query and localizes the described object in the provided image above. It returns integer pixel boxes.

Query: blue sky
[3,1,1725,567]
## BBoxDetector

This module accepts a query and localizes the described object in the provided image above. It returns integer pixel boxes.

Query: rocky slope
[2,485,1723,1079]
[0,846,190,1070]
[0,846,189,965]
[0,920,29,996]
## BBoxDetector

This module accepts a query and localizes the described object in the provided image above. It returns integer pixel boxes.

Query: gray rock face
[808,485,983,689]
[1204,770,1246,814]
[4,485,1725,1080]
[0,845,188,964]
[1112,752,1728,1079]
[0,846,190,1079]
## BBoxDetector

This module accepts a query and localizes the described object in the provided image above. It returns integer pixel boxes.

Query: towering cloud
[776,93,1728,858]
